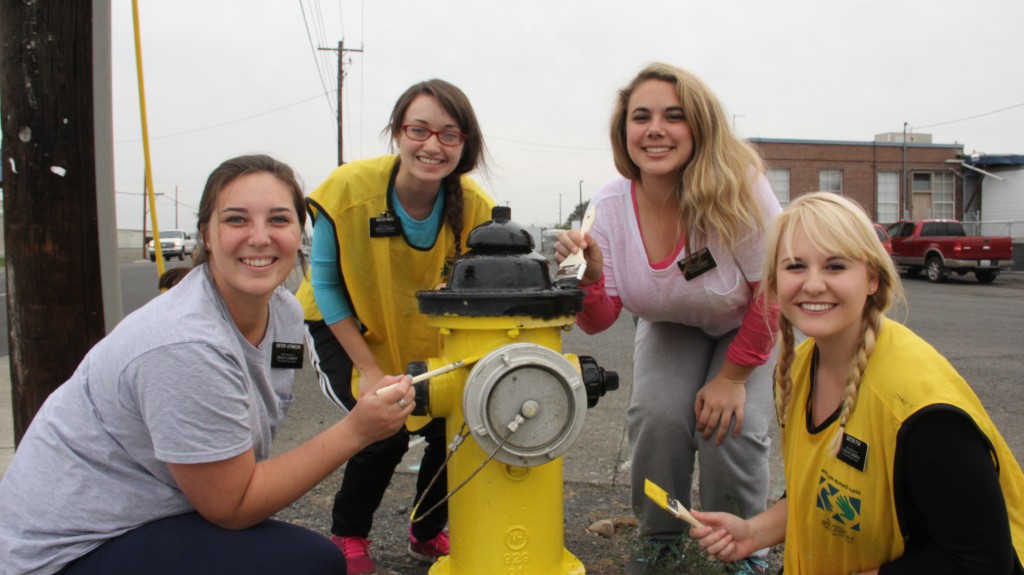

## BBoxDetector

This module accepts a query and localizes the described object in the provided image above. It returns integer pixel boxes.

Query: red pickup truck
[886,220,1013,284]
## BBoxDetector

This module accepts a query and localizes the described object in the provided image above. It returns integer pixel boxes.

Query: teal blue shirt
[310,186,445,324]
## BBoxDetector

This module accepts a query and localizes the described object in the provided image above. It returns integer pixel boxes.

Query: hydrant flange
[462,343,587,467]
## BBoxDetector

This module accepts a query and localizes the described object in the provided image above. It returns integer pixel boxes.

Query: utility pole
[319,40,363,166]
[902,122,909,219]
[1,0,116,442]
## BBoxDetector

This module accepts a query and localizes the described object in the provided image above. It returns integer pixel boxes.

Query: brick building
[748,136,964,225]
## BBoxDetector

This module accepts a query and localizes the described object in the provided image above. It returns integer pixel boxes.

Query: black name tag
[370,213,401,237]
[837,432,868,472]
[271,342,304,369]
[678,247,717,280]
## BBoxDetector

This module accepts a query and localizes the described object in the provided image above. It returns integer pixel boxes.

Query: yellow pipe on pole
[131,0,164,277]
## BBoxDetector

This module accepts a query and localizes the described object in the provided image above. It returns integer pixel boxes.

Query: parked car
[873,223,893,255]
[886,219,1013,284]
[148,229,195,261]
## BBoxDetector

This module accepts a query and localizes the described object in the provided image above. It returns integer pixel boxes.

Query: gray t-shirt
[0,266,304,574]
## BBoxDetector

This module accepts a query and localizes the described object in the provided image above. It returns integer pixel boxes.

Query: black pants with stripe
[304,320,449,541]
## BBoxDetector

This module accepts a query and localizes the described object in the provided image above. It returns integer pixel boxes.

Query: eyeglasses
[401,124,467,147]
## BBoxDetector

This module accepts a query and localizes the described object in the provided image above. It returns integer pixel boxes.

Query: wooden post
[1,0,108,443]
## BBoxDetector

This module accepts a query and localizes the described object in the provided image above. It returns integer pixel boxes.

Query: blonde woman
[556,62,780,574]
[691,192,1024,574]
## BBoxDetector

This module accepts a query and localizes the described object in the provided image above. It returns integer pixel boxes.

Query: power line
[298,0,337,120]
[487,135,607,152]
[312,0,336,91]
[914,101,1024,130]
[114,92,329,143]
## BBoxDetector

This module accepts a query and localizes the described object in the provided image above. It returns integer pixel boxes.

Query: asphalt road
[2,262,1022,573]
[0,260,192,357]
[4,262,1021,452]
[269,269,1024,575]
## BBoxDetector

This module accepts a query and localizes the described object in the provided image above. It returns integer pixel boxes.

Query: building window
[819,170,842,194]
[877,172,899,224]
[912,172,955,219]
[912,172,931,192]
[767,169,790,207]
[933,172,954,219]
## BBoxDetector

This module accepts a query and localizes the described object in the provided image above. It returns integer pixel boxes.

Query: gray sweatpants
[628,319,774,539]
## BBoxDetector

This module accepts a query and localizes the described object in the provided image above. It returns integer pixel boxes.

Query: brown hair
[384,79,489,256]
[193,155,306,267]
[158,266,191,291]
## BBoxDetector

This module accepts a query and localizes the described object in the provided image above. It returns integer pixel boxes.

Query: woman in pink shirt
[556,63,781,575]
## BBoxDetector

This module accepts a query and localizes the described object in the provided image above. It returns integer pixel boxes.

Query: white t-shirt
[0,266,304,574]
[590,175,781,337]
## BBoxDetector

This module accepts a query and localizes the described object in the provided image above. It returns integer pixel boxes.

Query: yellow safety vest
[295,155,495,429]
[781,318,1024,573]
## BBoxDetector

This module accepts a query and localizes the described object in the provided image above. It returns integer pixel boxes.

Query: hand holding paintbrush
[644,478,704,528]
[553,204,601,288]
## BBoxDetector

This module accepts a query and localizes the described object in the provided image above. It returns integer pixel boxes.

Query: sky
[109,0,1024,232]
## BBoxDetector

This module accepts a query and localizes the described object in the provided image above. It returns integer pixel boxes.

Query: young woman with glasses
[294,79,494,574]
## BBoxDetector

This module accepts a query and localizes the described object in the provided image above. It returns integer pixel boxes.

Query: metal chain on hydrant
[410,414,526,523]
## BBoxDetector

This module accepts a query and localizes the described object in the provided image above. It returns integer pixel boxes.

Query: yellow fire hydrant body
[413,207,617,575]
[421,316,584,575]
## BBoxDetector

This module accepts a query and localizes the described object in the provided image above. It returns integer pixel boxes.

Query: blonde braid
[828,305,882,456]
[774,316,796,443]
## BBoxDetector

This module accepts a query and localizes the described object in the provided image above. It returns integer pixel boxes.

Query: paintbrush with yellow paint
[644,478,704,528]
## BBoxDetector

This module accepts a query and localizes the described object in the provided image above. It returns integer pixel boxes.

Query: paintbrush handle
[671,504,704,529]
[579,204,596,235]
[376,358,474,396]
[410,360,466,384]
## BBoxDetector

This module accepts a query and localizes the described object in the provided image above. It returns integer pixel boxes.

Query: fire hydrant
[412,206,618,575]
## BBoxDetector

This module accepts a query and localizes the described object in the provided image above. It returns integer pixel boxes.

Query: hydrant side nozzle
[405,361,431,416]
[579,355,620,409]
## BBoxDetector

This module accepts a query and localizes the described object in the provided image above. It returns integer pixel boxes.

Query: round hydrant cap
[419,206,583,318]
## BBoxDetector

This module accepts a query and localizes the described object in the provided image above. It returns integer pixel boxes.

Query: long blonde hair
[761,192,904,455]
[610,62,767,255]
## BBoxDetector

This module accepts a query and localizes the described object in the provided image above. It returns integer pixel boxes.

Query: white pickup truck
[148,229,197,261]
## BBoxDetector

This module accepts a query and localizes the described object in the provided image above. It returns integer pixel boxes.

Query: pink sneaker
[330,534,376,574]
[407,527,450,563]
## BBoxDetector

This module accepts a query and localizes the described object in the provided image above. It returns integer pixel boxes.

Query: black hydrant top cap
[417,206,583,318]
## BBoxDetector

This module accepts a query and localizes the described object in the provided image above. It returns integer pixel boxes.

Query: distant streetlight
[732,114,745,132]
[578,180,583,228]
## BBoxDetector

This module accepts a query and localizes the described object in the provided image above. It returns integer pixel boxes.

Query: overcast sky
[110,0,1024,232]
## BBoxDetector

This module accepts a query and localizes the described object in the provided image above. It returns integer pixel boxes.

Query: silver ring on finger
[398,398,407,409]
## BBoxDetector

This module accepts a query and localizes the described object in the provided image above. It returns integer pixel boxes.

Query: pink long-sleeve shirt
[576,176,781,367]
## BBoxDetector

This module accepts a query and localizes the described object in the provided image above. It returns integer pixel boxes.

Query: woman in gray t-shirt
[0,155,416,575]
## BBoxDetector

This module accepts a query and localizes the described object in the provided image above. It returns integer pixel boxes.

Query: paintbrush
[554,204,597,289]
[376,354,482,396]
[644,478,704,528]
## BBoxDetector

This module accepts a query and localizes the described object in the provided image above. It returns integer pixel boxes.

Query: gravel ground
[273,468,783,575]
